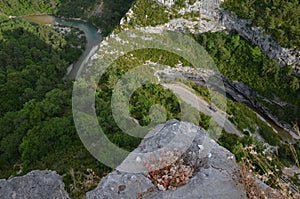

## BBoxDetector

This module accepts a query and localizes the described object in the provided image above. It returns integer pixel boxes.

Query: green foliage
[0,17,107,198]
[56,0,96,18]
[277,143,294,166]
[20,117,74,164]
[174,0,186,8]
[0,0,59,16]
[89,0,135,36]
[258,125,281,146]
[222,0,300,49]
[0,11,8,21]
[232,142,248,161]
[0,20,82,115]
[0,0,135,36]
[125,0,172,27]
[218,132,258,161]
[196,32,300,125]
[130,84,180,126]
[106,133,142,151]
[121,0,201,29]
[95,50,184,146]
[226,100,281,146]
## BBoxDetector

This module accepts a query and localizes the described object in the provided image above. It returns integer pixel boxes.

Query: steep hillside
[223,0,300,50]
[0,0,299,198]
[0,0,135,35]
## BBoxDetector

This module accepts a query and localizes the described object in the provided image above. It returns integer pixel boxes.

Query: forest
[0,18,111,197]
[222,0,300,50]
[0,0,138,197]
[0,0,300,197]
[195,32,300,126]
[0,0,135,36]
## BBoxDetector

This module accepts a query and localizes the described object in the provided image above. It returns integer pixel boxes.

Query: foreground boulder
[87,120,247,199]
[0,170,70,199]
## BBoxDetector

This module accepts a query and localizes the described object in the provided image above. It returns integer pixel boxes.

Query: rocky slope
[117,0,299,136]
[123,0,299,73]
[86,120,248,199]
[221,11,300,73]
[0,170,70,199]
[156,66,299,139]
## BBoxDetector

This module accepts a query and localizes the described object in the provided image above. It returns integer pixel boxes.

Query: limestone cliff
[122,0,299,73]
[86,120,247,199]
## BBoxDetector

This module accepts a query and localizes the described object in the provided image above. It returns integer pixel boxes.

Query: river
[21,15,102,79]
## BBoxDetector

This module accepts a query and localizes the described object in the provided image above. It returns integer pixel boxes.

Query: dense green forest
[0,0,59,15]
[95,50,196,140]
[222,0,300,49]
[0,1,135,197]
[0,0,300,197]
[0,18,109,197]
[195,32,300,126]
[0,0,135,35]
[87,0,135,35]
[0,19,85,115]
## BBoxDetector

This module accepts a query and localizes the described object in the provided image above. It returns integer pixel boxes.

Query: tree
[20,117,74,164]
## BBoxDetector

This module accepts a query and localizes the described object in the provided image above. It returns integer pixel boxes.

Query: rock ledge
[87,120,247,199]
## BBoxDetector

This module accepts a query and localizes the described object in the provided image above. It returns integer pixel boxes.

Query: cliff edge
[87,120,247,199]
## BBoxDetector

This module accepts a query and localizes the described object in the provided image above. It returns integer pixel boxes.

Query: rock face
[155,0,225,34]
[221,11,300,73]
[87,120,247,199]
[0,170,70,199]
[152,0,300,73]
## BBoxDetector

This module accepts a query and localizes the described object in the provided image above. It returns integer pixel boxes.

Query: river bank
[53,16,102,79]
[18,14,102,79]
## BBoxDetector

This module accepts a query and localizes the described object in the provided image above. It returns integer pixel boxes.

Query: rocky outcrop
[0,170,70,199]
[154,0,225,34]
[87,120,247,199]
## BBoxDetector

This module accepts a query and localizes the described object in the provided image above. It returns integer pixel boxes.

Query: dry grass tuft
[237,160,288,199]
[144,150,194,191]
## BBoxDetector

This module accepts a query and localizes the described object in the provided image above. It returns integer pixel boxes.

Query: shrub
[144,150,194,191]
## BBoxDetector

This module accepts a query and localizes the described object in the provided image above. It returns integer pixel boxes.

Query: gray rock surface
[154,0,225,34]
[0,170,70,199]
[87,120,247,199]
